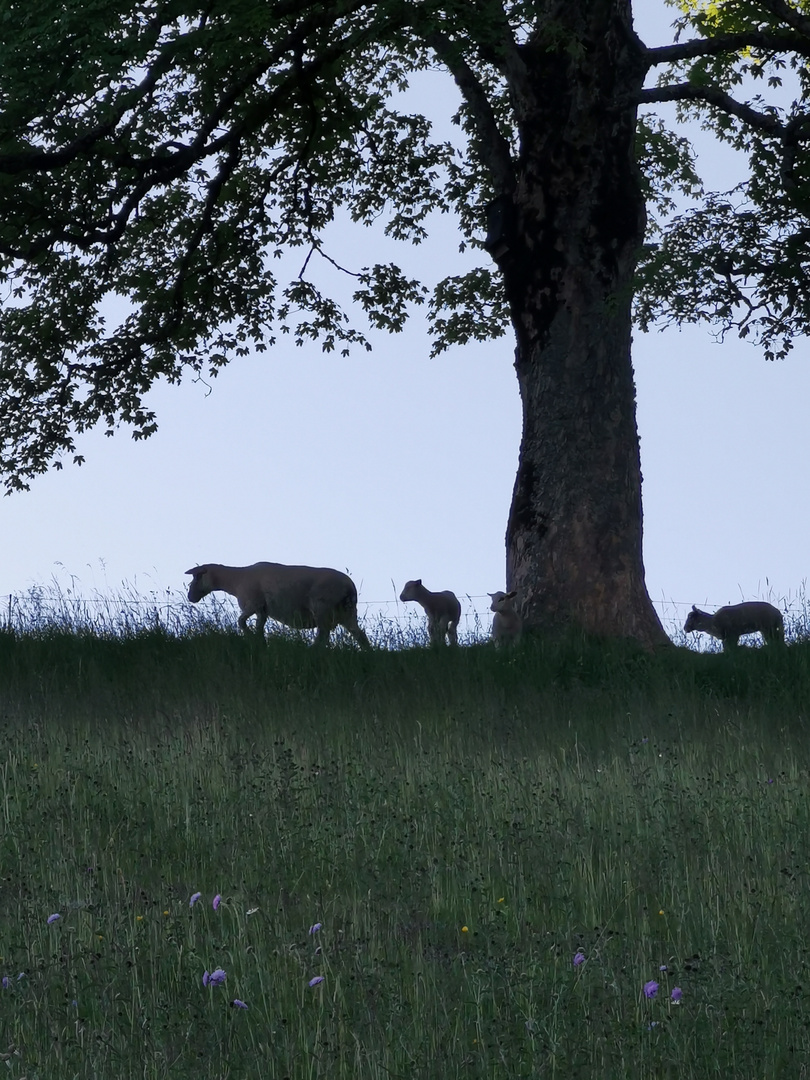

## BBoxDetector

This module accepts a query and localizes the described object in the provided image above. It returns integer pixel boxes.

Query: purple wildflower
[47,913,61,925]
[659,965,667,972]
[231,999,248,1009]
[309,922,322,935]
[643,980,659,999]
[1,977,8,990]
[212,895,221,911]
[308,975,325,988]
[573,951,585,967]
[189,892,202,907]
[203,968,227,987]
[671,986,683,1002]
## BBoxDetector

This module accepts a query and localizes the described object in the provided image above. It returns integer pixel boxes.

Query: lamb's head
[683,605,707,634]
[399,579,422,603]
[489,590,517,613]
[186,565,214,603]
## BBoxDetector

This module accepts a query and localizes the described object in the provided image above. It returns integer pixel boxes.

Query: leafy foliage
[3,0,810,487]
[0,0,458,487]
[635,116,704,234]
[636,186,810,358]
[428,268,510,354]
[639,0,810,358]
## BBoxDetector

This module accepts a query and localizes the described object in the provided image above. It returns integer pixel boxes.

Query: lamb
[185,562,371,647]
[489,590,522,646]
[683,601,784,650]
[399,579,462,646]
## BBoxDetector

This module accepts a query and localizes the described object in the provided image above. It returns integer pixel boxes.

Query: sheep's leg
[308,600,337,647]
[254,613,268,638]
[343,617,371,650]
[237,612,251,633]
[447,622,458,646]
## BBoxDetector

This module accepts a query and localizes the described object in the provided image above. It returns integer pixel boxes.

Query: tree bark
[494,0,668,646]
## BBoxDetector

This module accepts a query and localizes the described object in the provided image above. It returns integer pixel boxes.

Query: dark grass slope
[0,626,809,1078]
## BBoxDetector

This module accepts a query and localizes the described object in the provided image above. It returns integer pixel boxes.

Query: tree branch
[780,112,810,195]
[0,0,368,178]
[645,30,810,67]
[426,30,516,195]
[0,7,388,261]
[463,3,534,133]
[639,83,784,135]
[158,140,245,347]
[0,59,169,174]
[746,0,810,38]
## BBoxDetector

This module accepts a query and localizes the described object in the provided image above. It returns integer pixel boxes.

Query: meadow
[1,601,809,1079]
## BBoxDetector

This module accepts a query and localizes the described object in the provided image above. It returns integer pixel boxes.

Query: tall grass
[1,606,809,1078]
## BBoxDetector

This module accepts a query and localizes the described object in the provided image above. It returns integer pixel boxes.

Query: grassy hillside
[0,625,809,1078]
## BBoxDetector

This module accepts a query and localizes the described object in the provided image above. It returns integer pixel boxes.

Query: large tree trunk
[494,0,667,646]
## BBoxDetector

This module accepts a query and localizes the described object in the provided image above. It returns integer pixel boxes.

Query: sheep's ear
[506,590,518,600]
[186,566,201,576]
[691,604,698,612]
[415,578,422,586]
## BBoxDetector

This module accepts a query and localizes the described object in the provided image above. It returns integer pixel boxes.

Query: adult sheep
[186,562,371,647]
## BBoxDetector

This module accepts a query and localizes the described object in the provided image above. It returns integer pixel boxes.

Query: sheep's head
[488,590,517,613]
[683,605,706,633]
[399,579,422,603]
[186,565,213,602]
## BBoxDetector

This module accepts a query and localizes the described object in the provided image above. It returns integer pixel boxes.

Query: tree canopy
[636,0,810,360]
[0,0,807,492]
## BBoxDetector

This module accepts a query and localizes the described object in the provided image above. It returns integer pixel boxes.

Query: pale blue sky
[2,2,808,635]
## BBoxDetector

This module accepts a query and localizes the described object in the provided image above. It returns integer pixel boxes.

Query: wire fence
[0,586,497,647]
[1,583,807,648]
